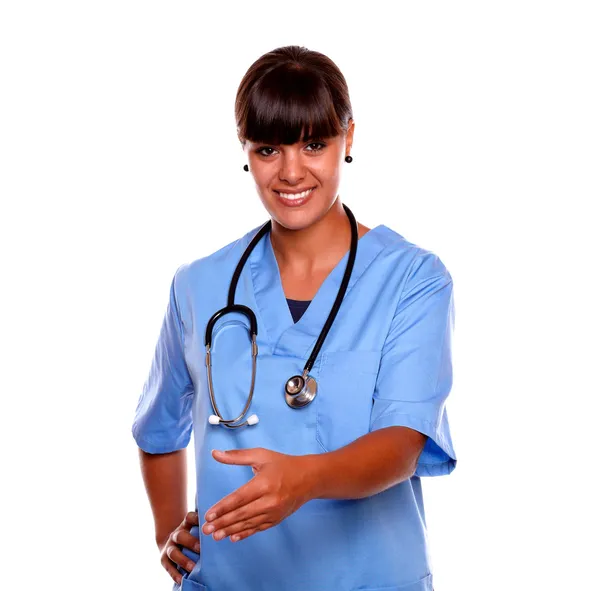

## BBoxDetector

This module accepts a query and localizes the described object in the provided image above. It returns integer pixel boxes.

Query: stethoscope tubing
[206,333,258,428]
[205,204,358,428]
[303,204,357,374]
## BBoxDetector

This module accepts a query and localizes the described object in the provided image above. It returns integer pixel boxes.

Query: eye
[254,141,326,157]
[256,146,277,157]
[306,142,326,152]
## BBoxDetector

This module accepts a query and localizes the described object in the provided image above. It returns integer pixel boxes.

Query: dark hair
[235,45,353,147]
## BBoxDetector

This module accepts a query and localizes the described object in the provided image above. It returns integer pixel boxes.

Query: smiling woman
[132,44,457,591]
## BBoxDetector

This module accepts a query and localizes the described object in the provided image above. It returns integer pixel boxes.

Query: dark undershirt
[286,298,311,323]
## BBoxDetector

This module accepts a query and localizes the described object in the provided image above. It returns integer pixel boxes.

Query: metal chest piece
[284,371,318,408]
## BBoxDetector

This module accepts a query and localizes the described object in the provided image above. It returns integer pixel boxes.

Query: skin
[138,448,198,585]
[242,118,371,300]
[141,118,427,585]
[201,427,426,543]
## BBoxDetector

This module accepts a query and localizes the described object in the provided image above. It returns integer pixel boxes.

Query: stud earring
[345,155,353,163]
[243,164,249,171]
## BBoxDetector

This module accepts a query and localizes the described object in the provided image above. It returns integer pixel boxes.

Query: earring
[345,155,353,163]
[243,164,249,171]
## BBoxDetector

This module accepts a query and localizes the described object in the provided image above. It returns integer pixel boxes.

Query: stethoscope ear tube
[301,203,358,375]
[227,220,272,306]
[204,304,258,348]
[205,329,259,428]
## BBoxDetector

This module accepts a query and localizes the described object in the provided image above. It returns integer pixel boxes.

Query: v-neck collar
[248,223,388,359]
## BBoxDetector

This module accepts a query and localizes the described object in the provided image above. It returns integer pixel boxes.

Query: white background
[1,1,598,589]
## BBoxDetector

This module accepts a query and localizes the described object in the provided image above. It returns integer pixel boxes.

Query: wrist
[156,535,168,552]
[298,452,327,502]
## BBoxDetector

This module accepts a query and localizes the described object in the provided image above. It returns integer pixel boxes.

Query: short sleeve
[132,265,194,454]
[369,252,457,477]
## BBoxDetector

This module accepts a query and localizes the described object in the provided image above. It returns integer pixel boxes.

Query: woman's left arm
[306,426,427,500]
[201,429,426,543]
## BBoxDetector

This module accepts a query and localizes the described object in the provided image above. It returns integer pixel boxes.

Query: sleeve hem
[132,425,190,455]
[370,411,457,477]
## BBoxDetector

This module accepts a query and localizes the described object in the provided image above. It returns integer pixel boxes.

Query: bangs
[238,66,345,146]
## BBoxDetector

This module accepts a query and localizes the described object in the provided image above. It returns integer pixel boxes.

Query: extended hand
[201,448,317,543]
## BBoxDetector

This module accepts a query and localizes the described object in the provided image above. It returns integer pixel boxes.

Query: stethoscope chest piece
[285,372,317,408]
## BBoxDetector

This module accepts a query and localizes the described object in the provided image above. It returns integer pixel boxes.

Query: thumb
[211,448,263,466]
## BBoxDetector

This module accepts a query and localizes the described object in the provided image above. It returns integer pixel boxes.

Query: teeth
[277,188,314,199]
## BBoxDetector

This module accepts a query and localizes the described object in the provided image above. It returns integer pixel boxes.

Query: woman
[133,45,457,591]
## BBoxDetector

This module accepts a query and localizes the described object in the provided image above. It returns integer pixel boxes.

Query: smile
[275,187,316,200]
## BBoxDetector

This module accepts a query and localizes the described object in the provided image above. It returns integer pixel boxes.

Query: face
[242,120,355,231]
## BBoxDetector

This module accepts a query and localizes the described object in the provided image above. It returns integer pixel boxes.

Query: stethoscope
[205,203,358,428]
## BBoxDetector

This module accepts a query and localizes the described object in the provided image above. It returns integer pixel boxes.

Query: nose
[278,150,306,185]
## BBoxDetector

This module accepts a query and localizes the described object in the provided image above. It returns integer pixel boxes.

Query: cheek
[313,169,340,197]
[251,163,278,191]
[251,172,271,197]
[255,187,272,211]
[253,182,277,216]
[314,153,342,183]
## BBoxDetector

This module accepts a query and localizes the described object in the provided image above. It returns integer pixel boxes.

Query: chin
[259,191,336,231]
[270,211,318,232]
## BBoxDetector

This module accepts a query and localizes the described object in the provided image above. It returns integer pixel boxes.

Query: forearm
[306,426,427,500]
[138,447,188,549]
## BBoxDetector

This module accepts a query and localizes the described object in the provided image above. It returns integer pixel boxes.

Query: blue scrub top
[132,224,457,591]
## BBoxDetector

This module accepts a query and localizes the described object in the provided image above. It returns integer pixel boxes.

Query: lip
[273,186,316,208]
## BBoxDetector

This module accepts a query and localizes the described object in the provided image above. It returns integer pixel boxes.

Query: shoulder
[171,224,264,291]
[371,224,453,295]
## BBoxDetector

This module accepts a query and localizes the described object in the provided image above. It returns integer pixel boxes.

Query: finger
[205,477,266,522]
[202,496,267,536]
[172,528,201,554]
[160,555,183,586]
[179,543,200,565]
[211,513,270,541]
[230,522,272,543]
[166,543,197,574]
[183,510,199,528]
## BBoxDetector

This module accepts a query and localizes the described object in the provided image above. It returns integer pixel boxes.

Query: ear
[345,118,355,151]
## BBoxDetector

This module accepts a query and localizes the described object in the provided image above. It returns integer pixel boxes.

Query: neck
[270,199,351,273]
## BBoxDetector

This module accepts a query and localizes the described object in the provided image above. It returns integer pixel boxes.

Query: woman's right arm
[138,447,199,584]
[138,447,188,549]
[133,267,199,583]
